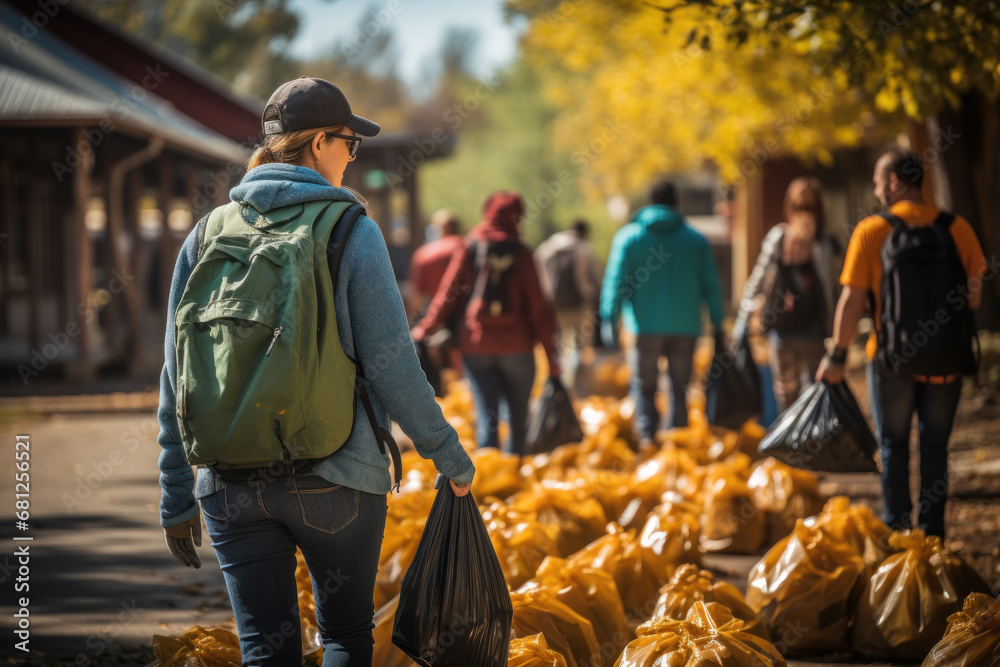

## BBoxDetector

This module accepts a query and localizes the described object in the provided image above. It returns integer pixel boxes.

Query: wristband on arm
[825,346,848,365]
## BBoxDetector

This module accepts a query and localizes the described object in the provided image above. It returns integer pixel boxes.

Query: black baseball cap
[262,77,381,137]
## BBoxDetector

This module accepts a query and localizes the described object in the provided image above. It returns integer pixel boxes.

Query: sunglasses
[325,132,362,159]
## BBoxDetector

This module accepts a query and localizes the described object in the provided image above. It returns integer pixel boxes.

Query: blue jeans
[200,471,387,666]
[463,352,536,454]
[867,363,962,538]
[629,334,697,440]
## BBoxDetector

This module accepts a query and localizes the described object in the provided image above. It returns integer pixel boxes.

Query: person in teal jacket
[600,179,725,447]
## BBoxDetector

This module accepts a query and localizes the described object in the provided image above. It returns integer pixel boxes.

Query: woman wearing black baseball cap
[156,78,476,665]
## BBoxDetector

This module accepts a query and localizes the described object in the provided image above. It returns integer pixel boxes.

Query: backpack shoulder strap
[326,204,366,294]
[879,212,907,230]
[934,211,956,228]
[194,213,210,259]
[324,203,404,491]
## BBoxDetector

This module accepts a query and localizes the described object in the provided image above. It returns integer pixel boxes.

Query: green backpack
[174,199,401,483]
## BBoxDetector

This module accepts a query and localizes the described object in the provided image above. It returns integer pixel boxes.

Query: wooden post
[406,170,421,256]
[0,158,9,336]
[159,151,175,312]
[732,171,765,312]
[67,127,96,381]
[27,172,42,357]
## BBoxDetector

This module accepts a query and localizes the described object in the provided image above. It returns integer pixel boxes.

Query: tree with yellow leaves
[508,0,1000,326]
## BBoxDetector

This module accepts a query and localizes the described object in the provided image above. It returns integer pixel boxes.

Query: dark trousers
[463,352,536,455]
[201,473,387,666]
[867,363,962,538]
[630,334,697,439]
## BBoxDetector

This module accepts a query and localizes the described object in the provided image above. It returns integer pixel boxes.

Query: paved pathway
[0,409,232,665]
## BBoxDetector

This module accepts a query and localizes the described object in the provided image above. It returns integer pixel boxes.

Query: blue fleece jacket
[600,204,725,336]
[156,164,475,528]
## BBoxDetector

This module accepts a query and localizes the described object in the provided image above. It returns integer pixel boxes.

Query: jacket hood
[229,163,362,212]
[472,191,523,242]
[632,204,686,234]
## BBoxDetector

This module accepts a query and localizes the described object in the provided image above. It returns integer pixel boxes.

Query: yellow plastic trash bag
[371,596,417,667]
[701,454,766,554]
[806,495,894,568]
[509,633,570,667]
[736,420,767,460]
[615,602,786,667]
[375,509,428,609]
[512,588,602,667]
[653,564,770,641]
[294,549,323,663]
[638,503,701,575]
[508,481,609,556]
[629,445,701,507]
[470,447,524,499]
[567,469,635,523]
[482,501,561,589]
[153,626,241,667]
[746,519,868,654]
[568,525,673,626]
[922,592,1000,667]
[524,556,630,659]
[852,529,992,660]
[747,457,823,545]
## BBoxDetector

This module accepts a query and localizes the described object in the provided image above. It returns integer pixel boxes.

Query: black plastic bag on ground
[758,380,878,473]
[705,333,762,429]
[525,377,585,455]
[392,480,513,666]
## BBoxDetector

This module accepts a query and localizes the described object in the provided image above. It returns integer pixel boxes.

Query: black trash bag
[758,380,879,473]
[525,376,585,455]
[705,333,762,429]
[392,480,512,667]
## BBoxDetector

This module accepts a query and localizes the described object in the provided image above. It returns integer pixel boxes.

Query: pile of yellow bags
[156,376,997,667]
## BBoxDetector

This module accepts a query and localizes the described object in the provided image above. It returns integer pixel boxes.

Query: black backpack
[762,240,826,334]
[876,212,975,377]
[545,245,584,309]
[470,240,519,318]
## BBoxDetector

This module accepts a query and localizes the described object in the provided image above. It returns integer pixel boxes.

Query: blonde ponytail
[245,125,345,172]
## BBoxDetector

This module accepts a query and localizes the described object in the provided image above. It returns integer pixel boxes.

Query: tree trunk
[929,91,1000,331]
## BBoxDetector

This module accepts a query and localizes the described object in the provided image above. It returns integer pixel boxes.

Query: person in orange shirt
[816,145,988,538]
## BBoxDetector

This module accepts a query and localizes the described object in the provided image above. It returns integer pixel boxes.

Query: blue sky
[288,0,524,87]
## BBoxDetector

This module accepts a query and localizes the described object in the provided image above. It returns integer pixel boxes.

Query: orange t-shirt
[840,200,988,360]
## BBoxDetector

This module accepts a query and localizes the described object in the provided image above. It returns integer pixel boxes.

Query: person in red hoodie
[412,191,561,454]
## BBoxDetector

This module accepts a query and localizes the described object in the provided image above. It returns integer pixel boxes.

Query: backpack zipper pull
[265,325,284,357]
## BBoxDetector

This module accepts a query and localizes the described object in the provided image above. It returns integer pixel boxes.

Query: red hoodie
[414,192,559,371]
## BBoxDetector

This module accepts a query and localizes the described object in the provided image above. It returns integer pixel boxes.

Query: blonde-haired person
[156,77,475,665]
[739,176,841,410]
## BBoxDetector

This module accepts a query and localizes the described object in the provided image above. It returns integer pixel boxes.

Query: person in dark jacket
[412,191,561,455]
[600,179,725,448]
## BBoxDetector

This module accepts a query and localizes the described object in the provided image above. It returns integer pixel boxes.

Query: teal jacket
[600,205,725,336]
